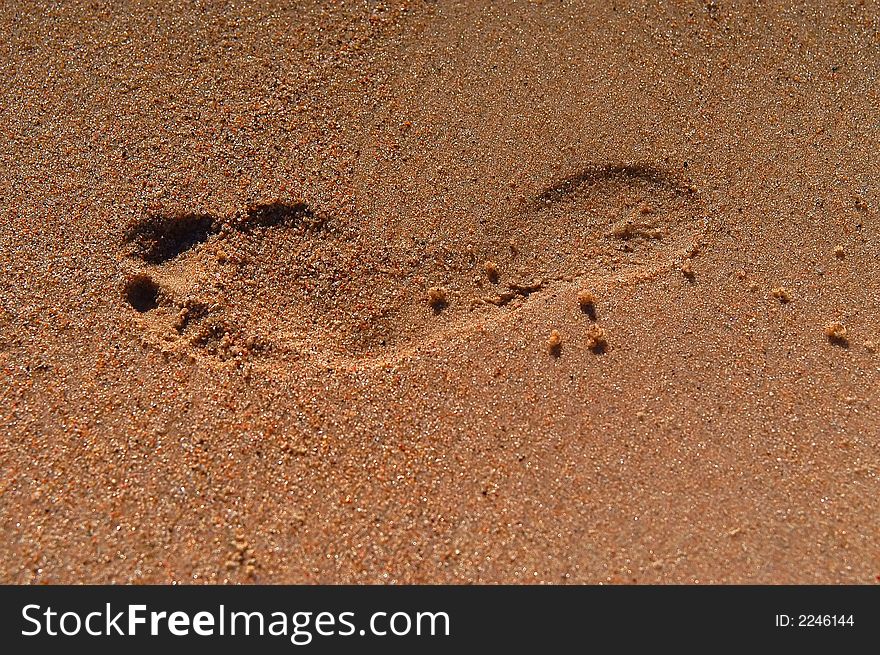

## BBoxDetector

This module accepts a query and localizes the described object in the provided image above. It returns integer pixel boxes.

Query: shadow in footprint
[531,163,685,204]
[124,214,216,264]
[123,273,160,312]
[123,201,320,265]
[240,201,317,231]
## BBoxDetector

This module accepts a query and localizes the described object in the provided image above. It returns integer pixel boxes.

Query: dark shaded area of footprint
[531,163,683,204]
[239,201,316,232]
[122,273,161,312]
[123,201,320,264]
[124,214,216,264]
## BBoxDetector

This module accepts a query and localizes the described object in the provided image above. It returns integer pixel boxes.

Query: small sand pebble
[833,245,845,259]
[864,340,875,353]
[771,287,792,303]
[547,329,562,356]
[484,260,499,282]
[577,290,596,310]
[427,286,448,308]
[585,324,607,352]
[681,259,694,278]
[824,321,847,344]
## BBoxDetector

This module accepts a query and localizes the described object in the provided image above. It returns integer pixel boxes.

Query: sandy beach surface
[1,0,878,583]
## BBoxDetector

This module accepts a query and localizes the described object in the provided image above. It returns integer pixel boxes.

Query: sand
[1,1,878,584]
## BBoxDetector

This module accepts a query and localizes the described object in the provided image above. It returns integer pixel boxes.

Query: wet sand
[1,1,878,583]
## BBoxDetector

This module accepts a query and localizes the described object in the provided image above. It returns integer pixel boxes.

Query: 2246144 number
[776,614,854,627]
[799,615,854,627]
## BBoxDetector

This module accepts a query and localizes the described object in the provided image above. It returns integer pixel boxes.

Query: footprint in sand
[120,163,706,365]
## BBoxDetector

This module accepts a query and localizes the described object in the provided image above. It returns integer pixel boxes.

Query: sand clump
[427,286,448,310]
[585,324,607,353]
[577,290,598,319]
[681,258,695,279]
[547,329,562,356]
[484,260,499,283]
[577,290,596,309]
[824,321,848,345]
[771,286,792,303]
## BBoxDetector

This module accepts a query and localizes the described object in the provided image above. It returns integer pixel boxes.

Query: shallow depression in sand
[493,163,705,278]
[120,164,706,366]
